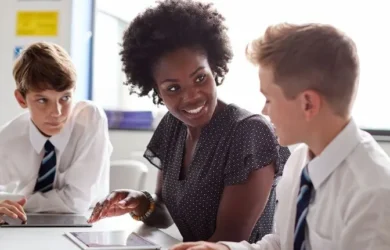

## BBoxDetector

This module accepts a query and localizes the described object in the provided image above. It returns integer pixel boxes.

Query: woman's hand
[88,189,150,223]
[170,241,230,250]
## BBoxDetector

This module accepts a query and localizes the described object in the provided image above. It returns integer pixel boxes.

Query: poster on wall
[17,0,61,1]
[16,11,58,36]
[14,46,24,59]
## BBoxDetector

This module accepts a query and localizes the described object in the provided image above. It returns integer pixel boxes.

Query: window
[93,0,390,131]
[93,0,163,116]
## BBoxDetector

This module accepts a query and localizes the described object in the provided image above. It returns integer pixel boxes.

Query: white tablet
[0,214,91,227]
[65,231,161,250]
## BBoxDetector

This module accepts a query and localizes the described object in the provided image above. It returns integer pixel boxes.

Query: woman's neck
[186,99,226,140]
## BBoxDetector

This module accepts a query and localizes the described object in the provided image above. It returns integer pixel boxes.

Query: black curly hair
[120,0,233,105]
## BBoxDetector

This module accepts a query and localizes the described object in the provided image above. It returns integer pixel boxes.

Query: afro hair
[120,0,233,104]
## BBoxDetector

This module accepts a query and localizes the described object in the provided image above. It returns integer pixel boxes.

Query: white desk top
[0,213,182,250]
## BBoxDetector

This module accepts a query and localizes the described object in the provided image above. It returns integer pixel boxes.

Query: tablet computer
[65,231,161,250]
[0,214,91,227]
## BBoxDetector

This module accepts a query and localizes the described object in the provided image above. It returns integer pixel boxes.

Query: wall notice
[14,46,24,59]
[16,11,58,36]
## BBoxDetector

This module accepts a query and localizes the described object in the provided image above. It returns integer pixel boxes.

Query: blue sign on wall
[14,46,24,59]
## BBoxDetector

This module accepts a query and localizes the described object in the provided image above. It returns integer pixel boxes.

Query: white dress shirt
[0,101,112,213]
[222,119,390,250]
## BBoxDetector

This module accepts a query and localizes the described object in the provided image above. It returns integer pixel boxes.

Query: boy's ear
[300,90,321,121]
[14,90,28,109]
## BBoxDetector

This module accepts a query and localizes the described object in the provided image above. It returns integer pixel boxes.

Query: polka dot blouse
[144,104,290,243]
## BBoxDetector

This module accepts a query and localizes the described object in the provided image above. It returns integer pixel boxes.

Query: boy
[171,23,390,249]
[0,42,112,217]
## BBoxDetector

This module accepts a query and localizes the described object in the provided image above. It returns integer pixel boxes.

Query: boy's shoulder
[344,130,390,188]
[71,100,107,124]
[0,112,30,146]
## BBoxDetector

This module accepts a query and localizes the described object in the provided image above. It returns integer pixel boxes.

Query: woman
[88,0,290,243]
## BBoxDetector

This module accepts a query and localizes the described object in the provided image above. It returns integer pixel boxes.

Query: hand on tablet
[170,242,230,250]
[88,190,149,223]
[0,198,27,222]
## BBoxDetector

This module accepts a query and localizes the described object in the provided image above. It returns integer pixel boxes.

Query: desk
[0,213,182,250]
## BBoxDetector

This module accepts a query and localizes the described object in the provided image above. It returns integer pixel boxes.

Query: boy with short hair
[172,23,390,250]
[0,42,112,217]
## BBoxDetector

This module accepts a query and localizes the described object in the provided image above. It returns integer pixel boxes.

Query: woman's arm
[208,164,275,242]
[142,170,174,228]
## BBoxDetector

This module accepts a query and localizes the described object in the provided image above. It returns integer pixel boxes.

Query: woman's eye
[167,85,180,92]
[195,74,206,83]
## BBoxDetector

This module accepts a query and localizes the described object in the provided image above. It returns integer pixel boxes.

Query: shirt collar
[308,119,361,190]
[29,118,72,154]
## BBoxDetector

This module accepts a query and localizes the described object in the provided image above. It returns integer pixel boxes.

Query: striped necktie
[33,140,56,193]
[294,166,313,250]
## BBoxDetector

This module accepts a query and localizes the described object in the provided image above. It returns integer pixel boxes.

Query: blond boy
[172,23,390,250]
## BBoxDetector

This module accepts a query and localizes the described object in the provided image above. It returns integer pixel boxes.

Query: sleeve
[339,188,390,250]
[0,153,17,186]
[143,112,172,170]
[0,129,21,186]
[224,115,290,186]
[220,234,281,250]
[24,104,112,213]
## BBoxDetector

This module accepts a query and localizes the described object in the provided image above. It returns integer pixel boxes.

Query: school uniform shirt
[0,100,112,213]
[222,119,390,250]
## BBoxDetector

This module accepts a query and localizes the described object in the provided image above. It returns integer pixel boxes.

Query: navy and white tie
[33,140,56,193]
[294,166,313,250]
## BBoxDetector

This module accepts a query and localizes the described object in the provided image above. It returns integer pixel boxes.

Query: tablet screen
[0,214,91,227]
[68,231,160,249]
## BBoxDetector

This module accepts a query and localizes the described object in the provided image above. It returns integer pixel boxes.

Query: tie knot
[300,166,312,188]
[44,140,55,152]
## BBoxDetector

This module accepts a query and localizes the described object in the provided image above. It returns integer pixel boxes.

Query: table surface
[0,213,182,250]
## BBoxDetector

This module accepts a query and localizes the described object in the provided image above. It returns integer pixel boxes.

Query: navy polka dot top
[144,104,290,243]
